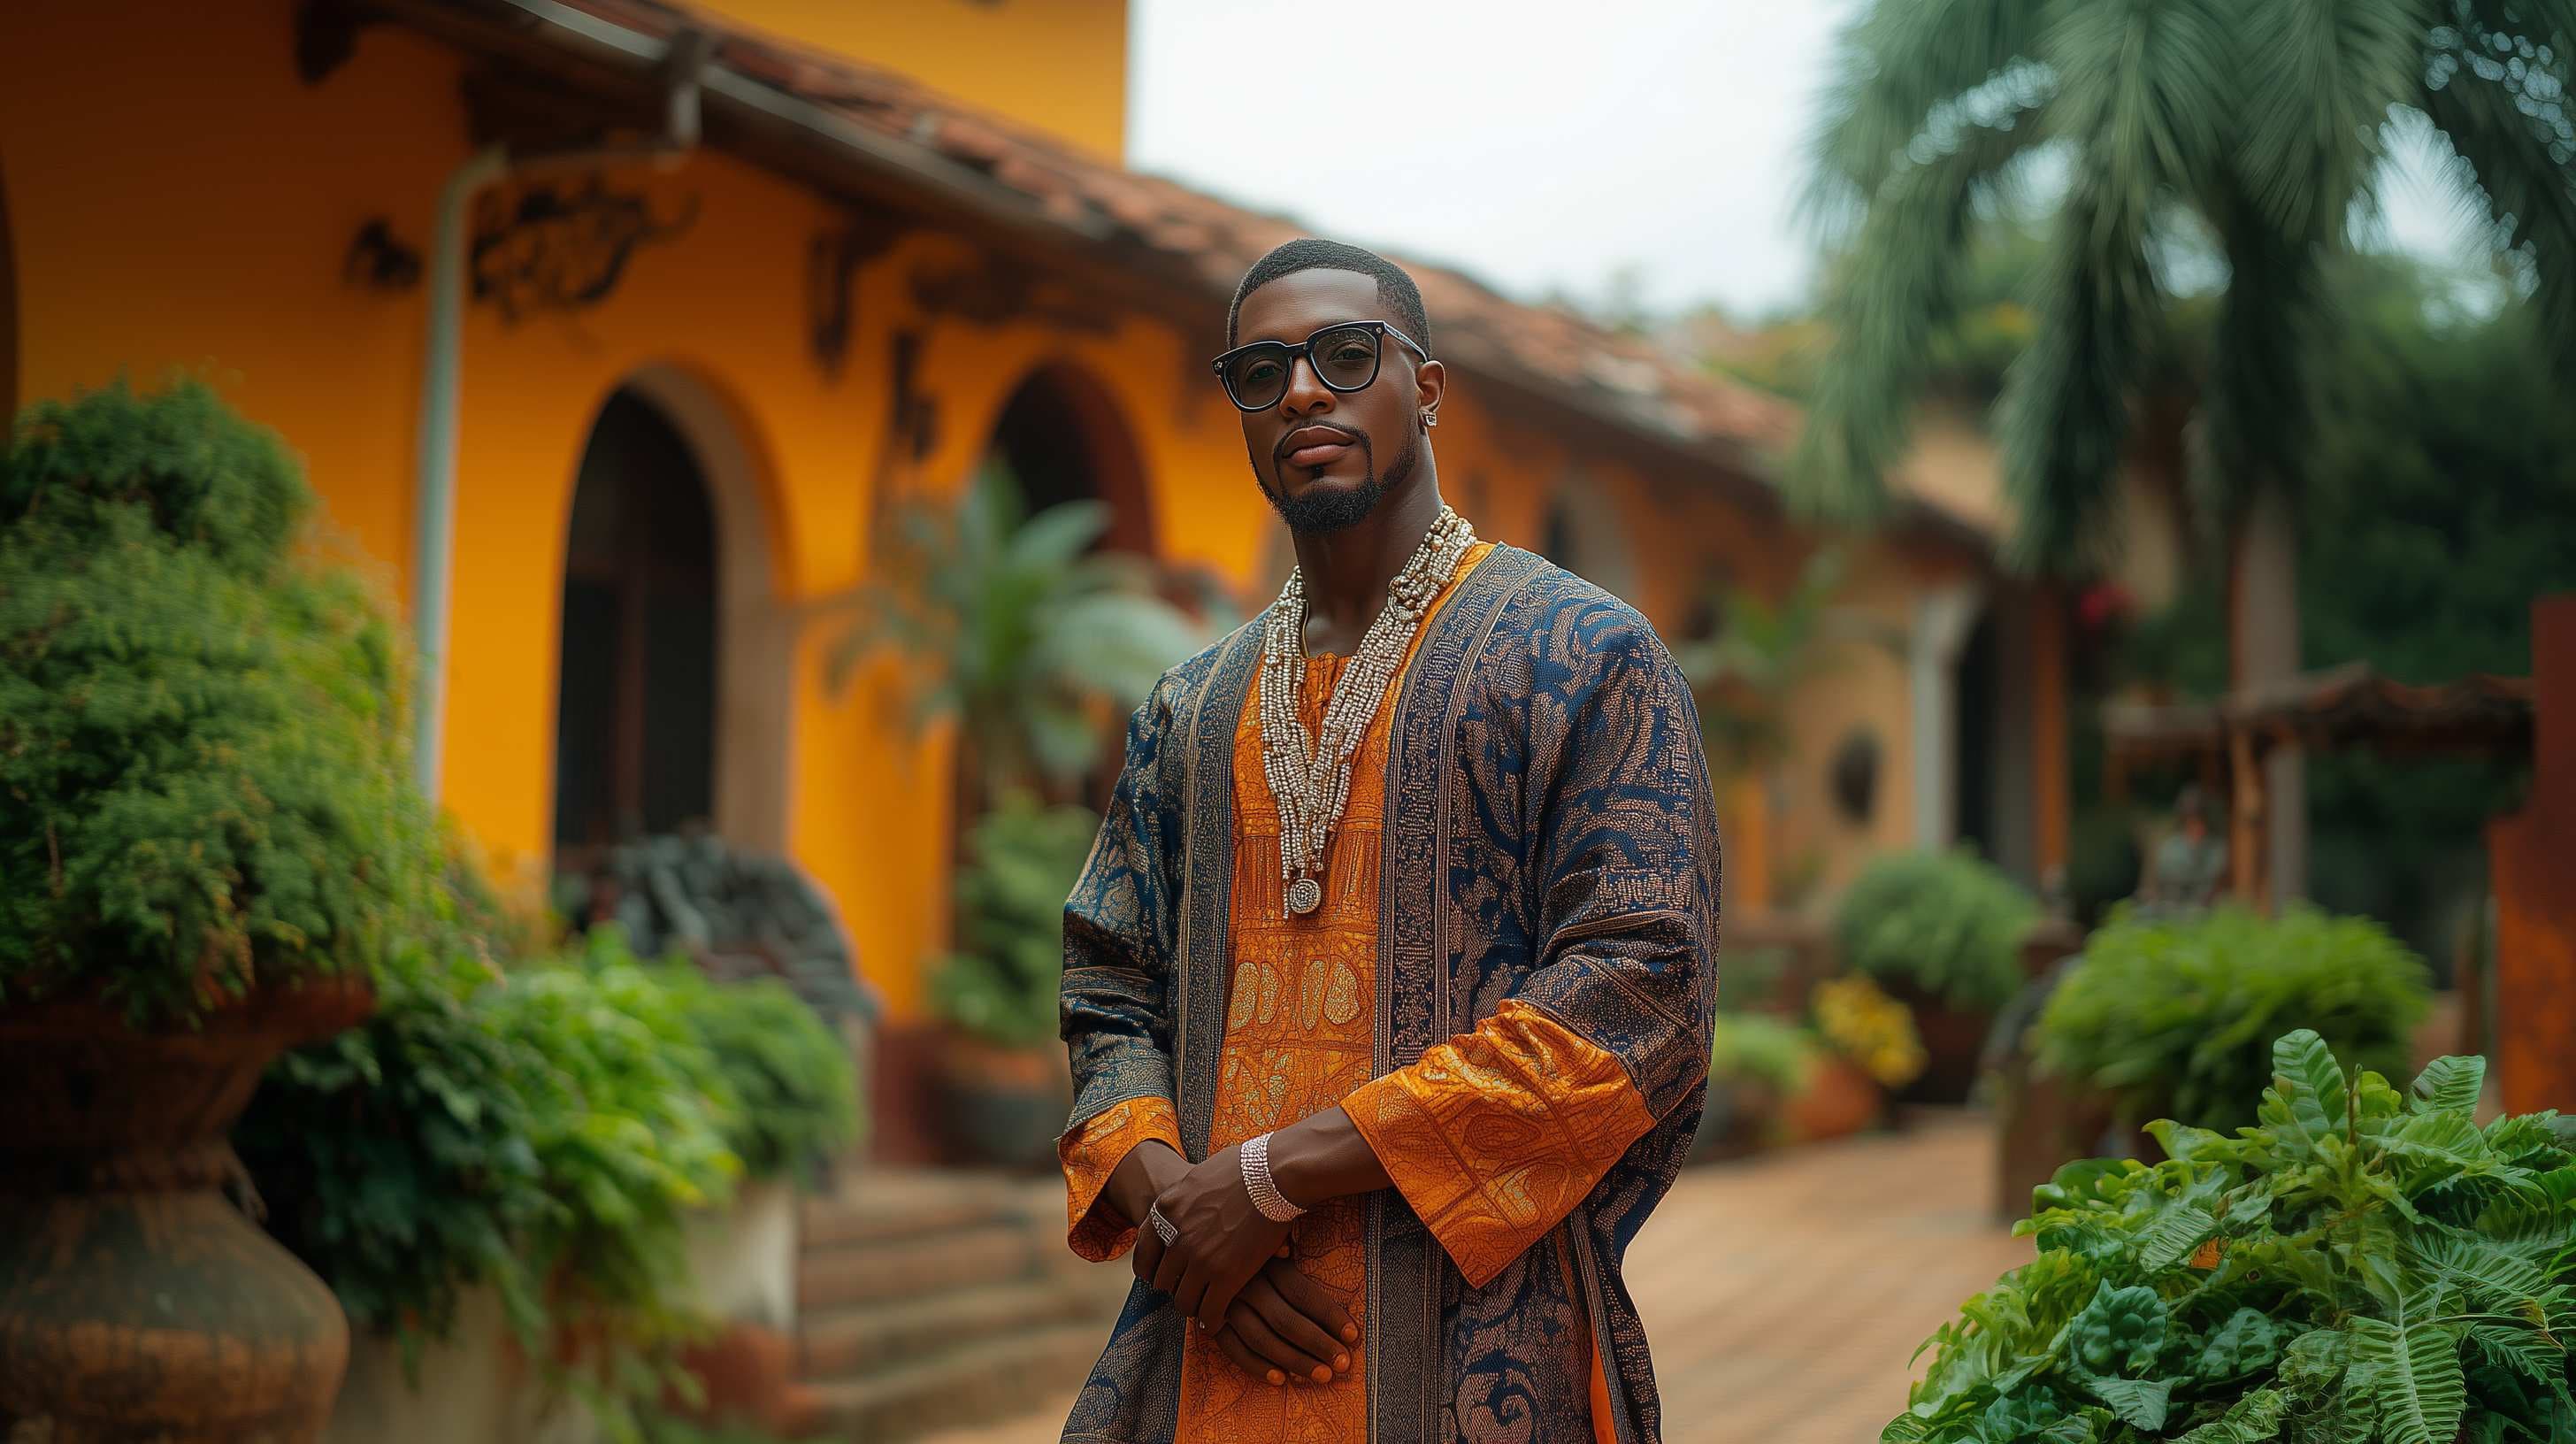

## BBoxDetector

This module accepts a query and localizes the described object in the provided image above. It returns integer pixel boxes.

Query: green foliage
[1889,1033,2576,1443]
[932,791,1100,1048]
[1710,1011,1825,1098]
[825,463,1204,802]
[1835,848,2038,1011]
[236,970,559,1377]
[2036,906,2429,1134]
[1675,545,1899,787]
[0,379,451,1025]
[657,966,857,1184]
[1798,0,2576,577]
[242,928,858,1440]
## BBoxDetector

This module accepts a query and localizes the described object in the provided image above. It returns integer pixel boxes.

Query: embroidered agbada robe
[1057,544,1721,1444]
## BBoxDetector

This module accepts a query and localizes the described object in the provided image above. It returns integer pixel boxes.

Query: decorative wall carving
[470,176,697,322]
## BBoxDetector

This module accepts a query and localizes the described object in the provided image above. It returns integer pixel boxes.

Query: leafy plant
[1836,849,2039,1012]
[1711,1012,1826,1099]
[1812,973,1929,1091]
[2036,906,2430,1135]
[1675,544,1900,787]
[237,970,560,1377]
[824,463,1203,803]
[657,966,857,1184]
[0,379,451,1025]
[1887,1031,2576,1444]
[932,792,1100,1048]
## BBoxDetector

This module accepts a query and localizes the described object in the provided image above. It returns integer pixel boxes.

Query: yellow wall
[690,0,1131,160]
[3,0,2012,1020]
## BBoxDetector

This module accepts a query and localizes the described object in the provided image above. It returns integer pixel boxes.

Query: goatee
[1261,431,1419,535]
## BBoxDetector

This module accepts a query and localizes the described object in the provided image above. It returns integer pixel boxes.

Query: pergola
[2101,662,2535,909]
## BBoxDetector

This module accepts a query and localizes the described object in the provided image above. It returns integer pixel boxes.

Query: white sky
[1126,0,2500,321]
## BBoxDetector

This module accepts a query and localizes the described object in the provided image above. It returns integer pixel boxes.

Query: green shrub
[1835,849,2038,1012]
[1887,1031,2576,1444]
[0,379,450,1024]
[932,792,1100,1048]
[2036,906,2431,1134]
[659,966,858,1184]
[1711,1012,1823,1097]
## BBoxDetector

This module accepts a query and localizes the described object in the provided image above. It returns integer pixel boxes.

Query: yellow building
[1,0,2066,1060]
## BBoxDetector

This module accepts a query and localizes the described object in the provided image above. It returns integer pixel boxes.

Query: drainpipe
[410,32,708,801]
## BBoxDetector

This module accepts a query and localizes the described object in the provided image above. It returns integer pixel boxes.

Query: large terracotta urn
[0,977,372,1442]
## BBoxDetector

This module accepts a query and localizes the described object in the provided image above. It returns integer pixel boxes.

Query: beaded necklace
[1257,505,1476,917]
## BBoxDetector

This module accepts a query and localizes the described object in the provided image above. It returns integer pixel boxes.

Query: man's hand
[1207,1257,1361,1387]
[1138,1141,1292,1330]
[1102,1139,1190,1241]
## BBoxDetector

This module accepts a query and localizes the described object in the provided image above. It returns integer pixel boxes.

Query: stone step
[803,1322,1104,1441]
[798,1220,1047,1312]
[798,1277,1116,1378]
[801,1169,1037,1251]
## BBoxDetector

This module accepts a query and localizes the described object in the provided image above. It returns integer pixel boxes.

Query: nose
[1275,350,1336,420]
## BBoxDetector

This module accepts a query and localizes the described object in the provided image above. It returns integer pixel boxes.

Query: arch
[981,360,1158,556]
[551,368,793,860]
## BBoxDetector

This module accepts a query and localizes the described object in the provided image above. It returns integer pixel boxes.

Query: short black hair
[1227,238,1432,352]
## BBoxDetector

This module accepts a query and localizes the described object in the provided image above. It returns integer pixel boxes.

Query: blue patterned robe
[1058,545,1722,1444]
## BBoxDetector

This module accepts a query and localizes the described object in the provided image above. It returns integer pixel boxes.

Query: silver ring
[1147,1202,1178,1246]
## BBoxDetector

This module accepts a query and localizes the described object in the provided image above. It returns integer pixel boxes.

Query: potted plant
[1798,973,1928,1140]
[2033,904,2431,1148]
[1887,1031,2573,1443]
[1833,848,2039,1103]
[0,380,452,1440]
[928,793,1102,1169]
[1693,1012,1826,1163]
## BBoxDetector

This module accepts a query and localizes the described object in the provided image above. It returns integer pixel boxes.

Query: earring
[1422,407,1440,429]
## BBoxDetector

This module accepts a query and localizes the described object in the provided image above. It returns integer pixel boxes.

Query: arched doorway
[984,363,1155,555]
[552,388,719,857]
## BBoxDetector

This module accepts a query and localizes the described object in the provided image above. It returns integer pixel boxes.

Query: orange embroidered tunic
[1062,542,1652,1444]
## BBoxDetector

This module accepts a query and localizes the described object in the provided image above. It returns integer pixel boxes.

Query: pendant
[1286,875,1322,917]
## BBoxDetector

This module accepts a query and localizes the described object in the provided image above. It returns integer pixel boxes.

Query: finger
[1229,1295,1334,1381]
[1173,1261,1212,1330]
[1151,1240,1188,1300]
[1197,1258,1254,1333]
[1266,1260,1361,1348]
[1213,1324,1289,1386]
[1131,1228,1164,1289]
[1244,1276,1348,1374]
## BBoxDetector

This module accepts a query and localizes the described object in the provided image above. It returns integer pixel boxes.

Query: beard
[1258,429,1420,535]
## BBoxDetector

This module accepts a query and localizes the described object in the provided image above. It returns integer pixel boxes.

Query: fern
[2347,1310,2468,1444]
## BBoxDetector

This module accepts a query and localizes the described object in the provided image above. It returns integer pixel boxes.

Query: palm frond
[2417,4,2576,384]
[1806,0,2052,219]
[1792,116,2045,524]
[2235,0,2432,241]
[1995,0,2239,572]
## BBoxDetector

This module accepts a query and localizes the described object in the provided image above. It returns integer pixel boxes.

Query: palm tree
[1795,0,2576,897]
[824,463,1206,812]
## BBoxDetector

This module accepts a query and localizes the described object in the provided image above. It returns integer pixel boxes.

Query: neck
[1289,472,1446,655]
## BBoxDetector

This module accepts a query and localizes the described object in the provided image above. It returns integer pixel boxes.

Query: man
[2140,784,2227,916]
[1057,238,1721,1444]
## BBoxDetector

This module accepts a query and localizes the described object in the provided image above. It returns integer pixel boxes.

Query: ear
[1413,357,1446,423]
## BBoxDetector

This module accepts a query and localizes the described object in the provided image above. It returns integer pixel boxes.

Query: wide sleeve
[1342,616,1719,1288]
[1058,673,1187,1229]
[1060,1095,1184,1262]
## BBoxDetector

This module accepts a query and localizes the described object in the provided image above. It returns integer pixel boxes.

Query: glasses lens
[1223,345,1292,408]
[1313,326,1382,390]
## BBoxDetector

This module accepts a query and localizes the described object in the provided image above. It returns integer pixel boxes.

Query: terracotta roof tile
[512,0,1979,540]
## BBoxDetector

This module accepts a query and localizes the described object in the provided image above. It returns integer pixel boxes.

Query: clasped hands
[1112,1138,1356,1387]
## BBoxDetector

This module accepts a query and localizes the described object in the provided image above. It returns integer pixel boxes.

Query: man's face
[1231,269,1437,534]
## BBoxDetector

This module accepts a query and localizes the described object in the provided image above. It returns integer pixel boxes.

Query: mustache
[1274,424,1366,465]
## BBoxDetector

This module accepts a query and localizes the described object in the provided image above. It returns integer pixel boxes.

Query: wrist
[1261,1124,1322,1213]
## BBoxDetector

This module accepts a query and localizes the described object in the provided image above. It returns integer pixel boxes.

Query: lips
[1280,426,1360,470]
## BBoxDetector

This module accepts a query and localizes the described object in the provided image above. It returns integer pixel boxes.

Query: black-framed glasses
[1209,320,1431,411]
